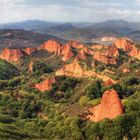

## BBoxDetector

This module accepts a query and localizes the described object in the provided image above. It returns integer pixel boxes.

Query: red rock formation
[0,48,24,62]
[87,89,123,122]
[106,45,119,57]
[34,77,56,92]
[92,45,107,50]
[84,47,94,55]
[39,40,62,55]
[29,61,34,73]
[23,47,37,55]
[56,60,86,77]
[93,52,117,64]
[75,49,87,60]
[114,38,140,59]
[129,46,140,59]
[122,68,130,73]
[67,40,81,48]
[104,79,114,86]
[56,60,115,82]
[61,44,74,61]
[114,38,134,52]
[39,40,74,61]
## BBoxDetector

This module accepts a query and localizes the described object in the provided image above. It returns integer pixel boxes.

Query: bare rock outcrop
[129,46,140,59]
[114,38,134,52]
[39,40,62,55]
[61,44,74,61]
[87,89,123,122]
[67,40,81,48]
[56,60,115,82]
[122,68,130,73]
[0,48,25,62]
[34,77,56,92]
[92,45,107,50]
[29,60,34,73]
[23,47,37,55]
[106,45,119,57]
[93,52,117,64]
[103,79,114,86]
[75,49,87,61]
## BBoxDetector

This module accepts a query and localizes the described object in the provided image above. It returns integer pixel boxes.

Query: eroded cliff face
[87,89,123,122]
[23,47,37,55]
[92,45,107,50]
[106,45,119,57]
[0,48,25,62]
[93,52,117,64]
[38,40,74,61]
[114,38,134,52]
[56,60,86,77]
[122,68,130,73]
[67,40,81,48]
[29,60,34,73]
[34,77,56,92]
[129,46,140,59]
[103,79,114,86]
[56,60,115,82]
[114,38,140,60]
[75,49,87,61]
[39,40,62,55]
[61,44,74,61]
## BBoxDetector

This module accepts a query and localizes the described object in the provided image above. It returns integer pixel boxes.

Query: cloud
[0,0,140,23]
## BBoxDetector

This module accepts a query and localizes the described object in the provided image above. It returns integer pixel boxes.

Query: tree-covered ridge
[0,59,19,80]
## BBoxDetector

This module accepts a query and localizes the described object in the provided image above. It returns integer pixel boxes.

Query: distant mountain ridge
[1,19,140,43]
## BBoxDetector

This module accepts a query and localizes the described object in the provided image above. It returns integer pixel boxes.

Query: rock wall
[34,77,56,92]
[87,89,123,122]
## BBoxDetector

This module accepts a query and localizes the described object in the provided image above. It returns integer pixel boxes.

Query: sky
[0,0,140,23]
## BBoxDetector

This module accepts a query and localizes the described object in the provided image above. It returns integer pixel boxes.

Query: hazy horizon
[0,0,140,24]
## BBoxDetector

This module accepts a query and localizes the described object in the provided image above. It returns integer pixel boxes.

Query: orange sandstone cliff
[61,44,74,61]
[23,47,37,55]
[87,89,123,122]
[0,48,25,62]
[56,60,115,82]
[34,77,56,92]
[39,40,62,55]
[114,38,134,52]
[106,45,119,57]
[93,52,117,64]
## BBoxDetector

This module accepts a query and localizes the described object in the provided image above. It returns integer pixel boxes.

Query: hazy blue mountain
[0,20,61,30]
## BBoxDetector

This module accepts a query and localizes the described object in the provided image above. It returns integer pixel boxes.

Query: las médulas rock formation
[114,38,140,60]
[93,52,117,65]
[0,48,25,62]
[38,40,62,55]
[29,60,34,73]
[38,40,74,61]
[56,60,115,82]
[103,79,114,86]
[23,47,37,55]
[122,68,130,73]
[114,38,134,52]
[92,45,107,50]
[129,46,140,60]
[75,49,87,61]
[87,89,123,122]
[93,45,119,65]
[106,45,119,57]
[67,40,81,49]
[34,77,56,92]
[61,44,74,61]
